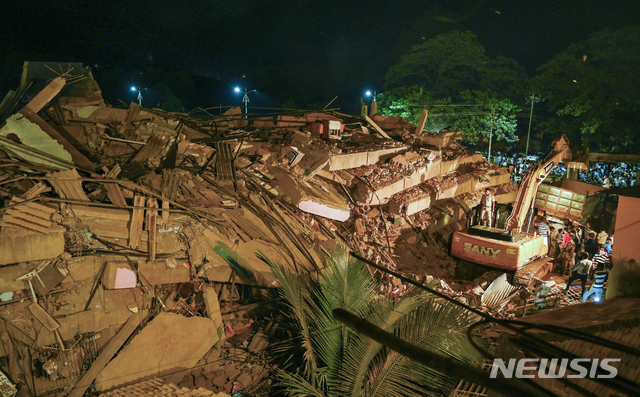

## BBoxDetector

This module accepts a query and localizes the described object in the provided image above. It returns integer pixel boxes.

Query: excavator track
[512,258,554,287]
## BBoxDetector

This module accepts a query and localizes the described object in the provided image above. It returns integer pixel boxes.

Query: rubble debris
[94,312,220,391]
[101,262,137,289]
[69,312,146,397]
[0,61,543,396]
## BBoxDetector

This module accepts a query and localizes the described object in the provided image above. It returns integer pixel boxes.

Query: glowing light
[131,86,137,91]
[366,91,372,96]
[234,87,241,93]
[595,297,600,302]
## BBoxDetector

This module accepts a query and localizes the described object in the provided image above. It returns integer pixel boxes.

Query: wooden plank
[104,183,127,207]
[47,168,90,201]
[146,198,158,261]
[162,200,170,223]
[364,115,391,140]
[132,134,170,163]
[21,181,51,199]
[129,195,145,249]
[23,77,66,113]
[104,164,122,179]
[161,168,180,201]
[28,302,60,331]
[67,312,145,397]
[71,206,131,221]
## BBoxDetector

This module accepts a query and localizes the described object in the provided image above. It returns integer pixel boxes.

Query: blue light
[234,87,241,93]
[131,86,136,91]
[366,91,372,96]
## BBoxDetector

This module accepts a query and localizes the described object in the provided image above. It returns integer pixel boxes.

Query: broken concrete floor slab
[94,312,220,391]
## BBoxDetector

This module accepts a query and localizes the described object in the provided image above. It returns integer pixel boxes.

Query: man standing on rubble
[566,252,592,297]
[562,231,576,276]
[535,217,551,254]
[480,188,495,227]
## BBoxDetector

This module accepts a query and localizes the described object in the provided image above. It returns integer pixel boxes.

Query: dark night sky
[1,0,639,111]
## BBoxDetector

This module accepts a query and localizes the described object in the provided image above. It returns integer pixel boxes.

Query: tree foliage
[530,25,640,152]
[454,90,520,149]
[377,86,457,131]
[384,31,528,103]
[259,247,483,397]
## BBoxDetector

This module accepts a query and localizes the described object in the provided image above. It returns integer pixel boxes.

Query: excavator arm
[504,135,571,233]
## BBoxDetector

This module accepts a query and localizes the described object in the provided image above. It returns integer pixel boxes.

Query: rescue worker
[562,233,576,276]
[480,188,495,227]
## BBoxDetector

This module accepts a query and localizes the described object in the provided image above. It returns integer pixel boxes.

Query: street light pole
[525,95,535,159]
[131,86,143,106]
[235,87,256,118]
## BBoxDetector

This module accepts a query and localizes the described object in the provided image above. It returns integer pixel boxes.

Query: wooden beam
[67,312,145,397]
[146,198,158,261]
[364,115,391,140]
[23,77,65,113]
[129,195,145,248]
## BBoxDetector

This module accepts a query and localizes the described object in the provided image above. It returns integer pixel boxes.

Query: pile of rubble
[0,62,529,396]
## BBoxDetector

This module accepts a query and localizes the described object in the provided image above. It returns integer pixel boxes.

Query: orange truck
[451,135,571,284]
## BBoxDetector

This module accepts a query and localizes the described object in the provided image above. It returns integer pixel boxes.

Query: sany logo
[490,358,620,379]
[463,243,501,259]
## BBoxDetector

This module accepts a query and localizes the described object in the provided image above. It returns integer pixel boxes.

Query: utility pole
[525,95,535,158]
[488,104,495,162]
[235,87,256,118]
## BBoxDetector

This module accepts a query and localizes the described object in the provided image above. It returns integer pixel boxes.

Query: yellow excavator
[450,135,571,285]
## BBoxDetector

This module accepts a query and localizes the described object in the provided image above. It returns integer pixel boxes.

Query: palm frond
[275,369,328,397]
[364,300,484,397]
[334,293,427,397]
[258,250,319,380]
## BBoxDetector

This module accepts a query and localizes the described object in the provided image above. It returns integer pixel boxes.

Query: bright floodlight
[366,91,372,96]
[595,297,600,302]
[131,86,136,91]
[234,87,241,93]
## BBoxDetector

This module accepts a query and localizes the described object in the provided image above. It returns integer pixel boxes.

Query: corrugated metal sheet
[47,168,89,201]
[481,273,519,308]
[0,197,55,233]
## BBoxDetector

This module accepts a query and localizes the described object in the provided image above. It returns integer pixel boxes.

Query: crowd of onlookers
[577,162,638,188]
[490,150,638,188]
[534,217,613,297]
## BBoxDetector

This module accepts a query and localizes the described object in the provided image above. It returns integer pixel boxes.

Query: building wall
[607,195,640,298]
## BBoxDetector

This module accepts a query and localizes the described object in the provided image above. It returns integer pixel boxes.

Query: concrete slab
[327,146,407,171]
[138,259,191,286]
[94,312,220,391]
[271,166,350,221]
[0,226,65,265]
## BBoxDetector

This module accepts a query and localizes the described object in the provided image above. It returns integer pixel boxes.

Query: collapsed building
[0,62,567,396]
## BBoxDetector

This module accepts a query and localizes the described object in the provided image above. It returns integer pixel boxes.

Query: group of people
[534,217,613,297]
[490,150,638,188]
[577,161,638,189]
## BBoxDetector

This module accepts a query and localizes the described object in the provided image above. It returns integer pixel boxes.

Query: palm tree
[259,246,484,397]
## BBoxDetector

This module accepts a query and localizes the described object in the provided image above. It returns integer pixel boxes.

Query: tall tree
[385,31,487,99]
[259,247,483,397]
[531,25,640,153]
[377,86,457,131]
[454,90,520,160]
[384,31,529,103]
